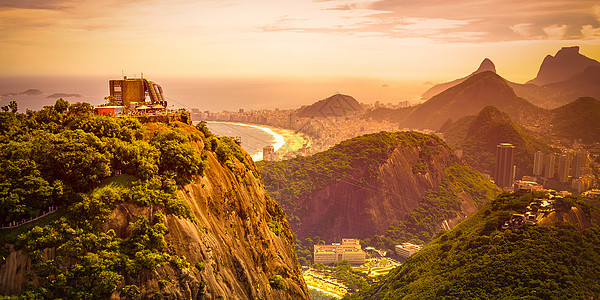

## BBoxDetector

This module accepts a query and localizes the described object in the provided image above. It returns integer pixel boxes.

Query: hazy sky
[1,0,600,108]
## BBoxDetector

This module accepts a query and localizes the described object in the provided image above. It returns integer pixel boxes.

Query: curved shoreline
[200,121,309,161]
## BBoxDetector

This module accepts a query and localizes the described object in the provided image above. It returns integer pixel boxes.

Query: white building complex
[395,243,423,259]
[313,238,366,265]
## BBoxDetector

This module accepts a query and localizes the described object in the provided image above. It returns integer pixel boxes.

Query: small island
[1,89,43,97]
[46,93,82,99]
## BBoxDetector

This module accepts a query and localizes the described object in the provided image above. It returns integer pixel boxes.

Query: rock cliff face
[527,46,600,86]
[259,132,500,242]
[295,138,459,240]
[0,123,309,299]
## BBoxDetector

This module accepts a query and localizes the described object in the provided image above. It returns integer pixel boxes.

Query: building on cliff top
[109,76,167,108]
[95,76,170,115]
[314,238,366,265]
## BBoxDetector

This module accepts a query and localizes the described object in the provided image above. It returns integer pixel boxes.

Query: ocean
[203,121,284,161]
[0,76,423,112]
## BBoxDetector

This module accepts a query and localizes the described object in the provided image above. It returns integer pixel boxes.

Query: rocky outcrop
[527,46,600,86]
[295,139,459,240]
[160,151,309,299]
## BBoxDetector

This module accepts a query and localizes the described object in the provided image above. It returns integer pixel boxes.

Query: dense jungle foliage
[0,100,227,298]
[351,191,600,300]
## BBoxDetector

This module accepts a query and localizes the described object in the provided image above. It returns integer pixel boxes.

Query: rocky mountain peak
[474,58,496,74]
[527,46,600,86]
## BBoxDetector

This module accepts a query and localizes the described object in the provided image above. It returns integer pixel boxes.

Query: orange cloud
[581,25,600,40]
[543,24,568,39]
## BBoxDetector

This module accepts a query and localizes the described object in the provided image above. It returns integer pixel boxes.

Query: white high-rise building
[544,154,556,178]
[533,151,544,176]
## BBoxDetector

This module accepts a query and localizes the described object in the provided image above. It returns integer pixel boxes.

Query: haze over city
[1,0,600,110]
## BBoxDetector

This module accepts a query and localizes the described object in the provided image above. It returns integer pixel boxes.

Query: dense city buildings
[572,151,589,178]
[530,149,597,195]
[313,239,366,265]
[495,143,516,191]
[191,104,420,157]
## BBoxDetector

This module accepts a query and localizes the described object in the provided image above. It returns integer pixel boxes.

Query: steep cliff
[0,107,308,299]
[258,132,500,245]
[527,46,600,86]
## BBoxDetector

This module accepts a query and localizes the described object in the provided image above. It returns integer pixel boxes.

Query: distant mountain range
[512,64,600,108]
[406,71,542,131]
[296,93,363,117]
[421,46,600,109]
[420,58,496,100]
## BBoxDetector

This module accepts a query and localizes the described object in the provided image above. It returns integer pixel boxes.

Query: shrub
[269,274,287,290]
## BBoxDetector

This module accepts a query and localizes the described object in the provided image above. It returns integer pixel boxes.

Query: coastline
[199,121,310,161]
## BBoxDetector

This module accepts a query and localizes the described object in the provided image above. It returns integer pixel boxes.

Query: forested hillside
[352,191,600,299]
[0,100,309,299]
[258,132,500,264]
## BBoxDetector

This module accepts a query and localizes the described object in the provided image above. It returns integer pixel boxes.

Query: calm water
[204,121,277,160]
[0,76,423,112]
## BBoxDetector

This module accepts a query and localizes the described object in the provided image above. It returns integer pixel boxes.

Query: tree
[104,96,120,106]
[54,98,70,114]
[8,101,17,113]
[69,102,94,114]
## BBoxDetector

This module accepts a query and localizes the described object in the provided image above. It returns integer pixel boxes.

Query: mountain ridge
[421,58,496,100]
[404,71,541,131]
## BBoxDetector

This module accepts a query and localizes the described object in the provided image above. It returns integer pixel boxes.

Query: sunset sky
[1,0,600,109]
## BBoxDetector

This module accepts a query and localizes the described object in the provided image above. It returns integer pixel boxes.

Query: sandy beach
[199,121,310,161]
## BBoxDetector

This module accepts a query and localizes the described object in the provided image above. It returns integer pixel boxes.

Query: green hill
[440,105,554,179]
[351,191,600,299]
[0,101,309,299]
[258,131,500,263]
[550,97,600,143]
[296,94,363,118]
